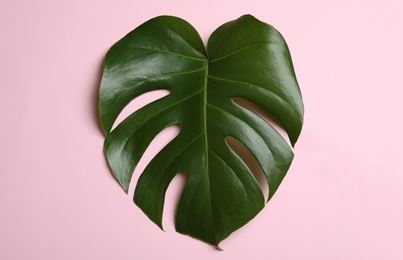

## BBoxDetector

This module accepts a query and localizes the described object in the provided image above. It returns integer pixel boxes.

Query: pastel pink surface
[1,0,402,259]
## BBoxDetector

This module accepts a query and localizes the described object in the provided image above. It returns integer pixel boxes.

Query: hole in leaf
[112,89,171,131]
[127,124,182,196]
[226,136,268,201]
[164,171,188,231]
[232,97,289,146]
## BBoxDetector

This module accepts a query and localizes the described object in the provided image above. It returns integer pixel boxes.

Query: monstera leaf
[99,14,303,247]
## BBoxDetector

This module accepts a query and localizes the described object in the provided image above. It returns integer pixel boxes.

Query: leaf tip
[290,126,303,148]
[159,225,165,232]
[240,13,254,18]
[156,220,165,231]
[288,115,304,148]
[215,245,224,251]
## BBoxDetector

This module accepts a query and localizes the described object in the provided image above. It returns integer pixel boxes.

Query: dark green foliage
[99,15,303,247]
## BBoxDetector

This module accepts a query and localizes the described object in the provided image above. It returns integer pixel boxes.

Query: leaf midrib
[202,59,219,244]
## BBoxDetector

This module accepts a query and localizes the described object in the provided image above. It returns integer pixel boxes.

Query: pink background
[1,0,402,259]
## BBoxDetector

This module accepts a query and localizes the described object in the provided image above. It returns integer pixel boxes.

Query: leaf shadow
[91,58,104,136]
[233,97,287,143]
[226,137,269,201]
[228,97,292,201]
[92,58,123,186]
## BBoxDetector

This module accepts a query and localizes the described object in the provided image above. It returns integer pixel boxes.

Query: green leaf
[99,14,304,247]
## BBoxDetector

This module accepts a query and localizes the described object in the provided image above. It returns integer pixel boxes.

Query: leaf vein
[206,103,271,153]
[134,47,205,61]
[120,89,204,153]
[209,42,270,62]
[207,75,286,105]
[108,67,206,130]
[208,147,248,196]
[160,132,205,177]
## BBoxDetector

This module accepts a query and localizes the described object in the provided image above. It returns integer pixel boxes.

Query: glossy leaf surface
[99,15,303,247]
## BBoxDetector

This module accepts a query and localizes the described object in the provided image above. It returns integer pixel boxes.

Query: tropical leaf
[99,14,304,247]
